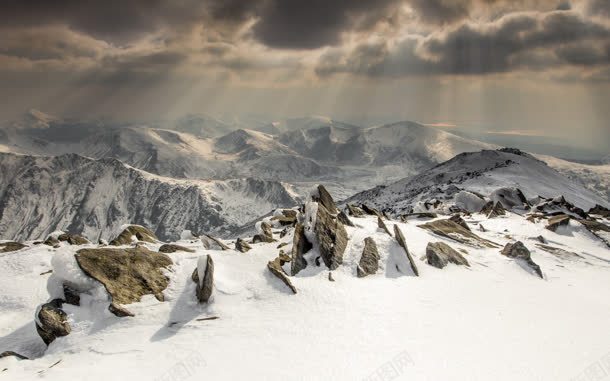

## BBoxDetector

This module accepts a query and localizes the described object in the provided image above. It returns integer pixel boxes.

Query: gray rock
[448,215,470,231]
[36,300,71,345]
[235,238,252,253]
[346,204,364,217]
[291,223,312,275]
[357,237,380,277]
[361,204,383,218]
[545,214,570,232]
[314,204,348,270]
[314,185,338,215]
[500,241,543,278]
[191,255,214,303]
[267,257,297,294]
[337,210,354,227]
[201,234,230,250]
[62,284,80,306]
[393,225,419,276]
[159,244,195,253]
[426,242,469,269]
[377,216,392,236]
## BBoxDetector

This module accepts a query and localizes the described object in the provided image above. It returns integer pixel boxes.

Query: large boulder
[35,299,71,345]
[267,257,297,294]
[110,225,158,246]
[313,185,338,215]
[500,241,543,278]
[314,203,348,270]
[545,214,570,232]
[75,247,172,305]
[192,255,214,303]
[426,242,469,269]
[454,190,487,213]
[290,223,312,275]
[159,244,195,253]
[357,237,380,278]
[419,219,499,248]
[0,241,27,253]
[235,238,252,253]
[393,225,419,276]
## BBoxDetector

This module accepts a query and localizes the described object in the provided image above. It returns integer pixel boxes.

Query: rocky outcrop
[158,244,195,253]
[314,202,348,270]
[545,214,570,232]
[253,222,275,243]
[377,216,392,236]
[201,234,230,250]
[535,244,583,260]
[290,223,312,275]
[57,233,89,245]
[393,225,419,276]
[192,255,214,303]
[490,187,530,210]
[235,238,252,253]
[271,209,298,226]
[361,204,383,218]
[267,257,297,294]
[35,299,71,345]
[75,247,172,305]
[0,241,27,253]
[500,241,543,278]
[448,215,470,231]
[313,185,338,215]
[426,242,469,269]
[110,225,158,246]
[346,204,364,217]
[533,196,587,219]
[588,204,610,218]
[357,237,380,278]
[337,210,354,227]
[419,219,499,248]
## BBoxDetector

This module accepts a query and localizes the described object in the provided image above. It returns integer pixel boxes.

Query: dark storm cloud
[409,0,471,24]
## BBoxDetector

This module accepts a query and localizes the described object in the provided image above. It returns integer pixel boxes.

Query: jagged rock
[337,210,354,227]
[110,225,158,246]
[235,238,252,253]
[0,351,28,360]
[291,223,313,275]
[346,204,364,217]
[108,303,135,317]
[314,203,348,270]
[361,204,383,218]
[271,210,298,226]
[357,237,380,278]
[267,257,297,294]
[534,235,546,244]
[479,224,486,232]
[426,242,469,269]
[253,222,275,243]
[278,250,291,266]
[57,233,89,245]
[546,214,570,232]
[158,244,195,253]
[328,272,335,282]
[578,219,610,248]
[75,247,172,305]
[588,204,610,218]
[402,212,438,219]
[192,255,214,303]
[535,244,583,260]
[393,225,419,276]
[201,234,230,250]
[449,215,470,231]
[377,216,392,236]
[483,201,507,218]
[534,196,587,219]
[315,256,321,266]
[313,185,338,214]
[0,241,27,253]
[419,219,499,248]
[490,187,530,210]
[36,299,71,345]
[279,227,290,238]
[500,241,543,278]
[62,284,80,306]
[43,236,60,247]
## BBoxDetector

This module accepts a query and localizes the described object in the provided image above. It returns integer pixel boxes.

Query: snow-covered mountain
[346,148,609,215]
[0,152,299,242]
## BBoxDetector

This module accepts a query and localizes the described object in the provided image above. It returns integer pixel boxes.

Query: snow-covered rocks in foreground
[1,186,610,381]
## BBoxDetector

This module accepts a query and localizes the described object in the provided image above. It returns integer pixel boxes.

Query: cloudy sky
[1,0,609,150]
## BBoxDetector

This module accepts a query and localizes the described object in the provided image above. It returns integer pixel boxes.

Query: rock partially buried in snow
[588,204,610,218]
[426,242,469,269]
[419,219,499,248]
[0,241,27,253]
[448,215,470,231]
[545,214,570,232]
[377,216,393,236]
[201,234,230,250]
[337,210,354,227]
[357,237,380,278]
[267,257,297,294]
[235,238,252,253]
[253,221,275,243]
[108,303,135,317]
[36,299,71,345]
[75,247,172,305]
[490,187,530,210]
[313,184,338,215]
[110,225,158,246]
[192,255,214,303]
[393,225,419,276]
[361,204,383,218]
[57,233,89,246]
[0,351,28,360]
[346,204,364,217]
[482,201,507,218]
[313,202,348,271]
[158,244,195,253]
[291,223,312,275]
[500,241,543,278]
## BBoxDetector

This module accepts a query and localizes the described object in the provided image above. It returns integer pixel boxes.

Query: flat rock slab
[394,225,419,276]
[357,237,380,277]
[57,233,89,245]
[377,216,393,237]
[315,204,348,270]
[159,244,195,253]
[268,257,297,294]
[0,241,27,253]
[75,247,172,305]
[426,242,469,269]
[546,214,571,232]
[419,219,499,248]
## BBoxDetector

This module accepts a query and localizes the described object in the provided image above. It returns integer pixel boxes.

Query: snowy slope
[347,149,609,214]
[0,152,299,242]
[1,205,609,380]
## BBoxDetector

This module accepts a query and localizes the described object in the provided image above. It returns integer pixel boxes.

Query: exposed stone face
[545,214,570,232]
[192,255,214,303]
[448,215,470,231]
[588,204,610,218]
[57,233,89,245]
[75,247,172,305]
[314,185,338,215]
[393,225,419,277]
[290,223,312,275]
[357,237,380,278]
[0,351,28,360]
[201,234,230,250]
[0,241,27,253]
[487,202,507,218]
[63,284,80,306]
[361,204,383,218]
[337,210,354,227]
[253,222,274,243]
[44,236,60,247]
[377,216,392,236]
[108,303,135,317]
[36,300,71,345]
[426,242,469,269]
[419,219,499,248]
[158,244,195,253]
[110,225,158,246]
[268,257,297,294]
[314,204,348,271]
[346,204,364,217]
[235,238,252,253]
[500,241,543,278]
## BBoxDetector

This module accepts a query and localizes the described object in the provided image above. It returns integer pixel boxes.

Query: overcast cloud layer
[0,0,609,149]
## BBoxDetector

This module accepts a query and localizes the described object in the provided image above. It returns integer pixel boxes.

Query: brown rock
[158,244,195,253]
[357,237,380,278]
[36,300,71,345]
[253,222,275,243]
[108,303,135,317]
[377,216,393,236]
[545,214,570,232]
[448,215,470,231]
[393,225,419,276]
[500,241,543,278]
[337,210,354,227]
[57,233,89,245]
[267,257,297,294]
[0,241,27,253]
[110,225,158,246]
[419,219,499,248]
[192,255,214,303]
[346,204,364,217]
[426,242,469,269]
[314,204,348,270]
[314,185,338,215]
[235,238,252,253]
[291,223,313,275]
